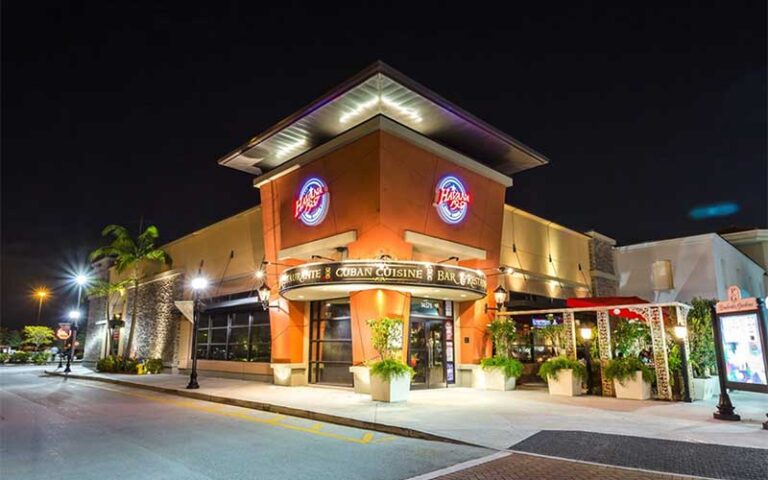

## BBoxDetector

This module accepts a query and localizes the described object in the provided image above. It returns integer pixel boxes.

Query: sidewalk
[47,366,768,451]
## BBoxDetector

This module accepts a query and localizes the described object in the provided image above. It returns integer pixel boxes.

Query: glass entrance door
[409,319,447,388]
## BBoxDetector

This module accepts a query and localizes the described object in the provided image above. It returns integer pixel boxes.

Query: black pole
[584,338,593,395]
[57,350,64,369]
[64,321,77,374]
[187,290,200,389]
[678,337,692,403]
[710,305,740,421]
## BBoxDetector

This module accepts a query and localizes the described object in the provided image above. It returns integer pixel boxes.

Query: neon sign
[295,177,329,226]
[434,175,470,224]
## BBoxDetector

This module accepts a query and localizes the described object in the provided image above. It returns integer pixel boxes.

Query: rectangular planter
[349,366,371,394]
[613,371,651,400]
[692,376,719,401]
[482,367,517,391]
[546,369,582,396]
[370,373,411,403]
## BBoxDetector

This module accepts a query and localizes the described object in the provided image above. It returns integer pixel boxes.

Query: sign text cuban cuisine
[279,261,487,298]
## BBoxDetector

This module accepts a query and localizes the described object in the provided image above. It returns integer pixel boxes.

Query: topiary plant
[603,356,653,385]
[481,355,524,378]
[538,356,586,381]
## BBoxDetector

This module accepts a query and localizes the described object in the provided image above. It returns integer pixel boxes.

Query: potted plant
[687,298,719,400]
[539,356,586,396]
[604,356,653,400]
[366,316,414,402]
[480,356,523,390]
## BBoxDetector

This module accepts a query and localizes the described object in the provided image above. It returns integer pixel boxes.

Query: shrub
[538,356,586,381]
[612,321,651,358]
[481,355,524,378]
[144,358,164,374]
[687,298,717,377]
[604,356,653,385]
[10,351,31,364]
[367,316,404,360]
[0,352,10,364]
[97,355,117,373]
[31,352,49,365]
[369,358,415,381]
[487,318,517,357]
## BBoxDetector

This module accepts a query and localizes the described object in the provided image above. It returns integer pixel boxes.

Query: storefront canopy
[566,296,650,320]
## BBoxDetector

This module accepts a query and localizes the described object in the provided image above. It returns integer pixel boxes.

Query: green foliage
[10,351,31,363]
[96,355,142,374]
[369,357,415,381]
[22,325,56,351]
[481,355,524,378]
[604,356,653,385]
[537,321,565,355]
[31,352,50,365]
[144,358,164,374]
[7,330,23,348]
[487,317,517,357]
[687,298,717,377]
[612,321,651,357]
[366,316,403,360]
[0,352,10,363]
[538,356,586,381]
[97,355,117,373]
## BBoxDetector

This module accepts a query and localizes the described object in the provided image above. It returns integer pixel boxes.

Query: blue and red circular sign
[294,177,330,226]
[433,175,470,224]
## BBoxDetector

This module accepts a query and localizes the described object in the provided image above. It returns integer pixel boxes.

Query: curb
[44,371,482,448]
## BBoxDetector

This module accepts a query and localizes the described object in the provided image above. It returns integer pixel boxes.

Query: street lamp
[64,309,81,373]
[485,285,508,313]
[580,327,594,394]
[187,276,208,390]
[257,282,272,310]
[673,325,692,403]
[34,288,49,323]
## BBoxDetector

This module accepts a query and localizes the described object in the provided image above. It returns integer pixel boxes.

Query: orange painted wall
[260,129,507,365]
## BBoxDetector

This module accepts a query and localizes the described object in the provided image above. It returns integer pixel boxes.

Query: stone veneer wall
[586,230,619,297]
[83,296,108,364]
[127,273,184,365]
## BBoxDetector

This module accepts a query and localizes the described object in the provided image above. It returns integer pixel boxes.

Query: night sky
[2,2,766,330]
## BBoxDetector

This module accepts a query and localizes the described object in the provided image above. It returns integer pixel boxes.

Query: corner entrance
[408,298,455,389]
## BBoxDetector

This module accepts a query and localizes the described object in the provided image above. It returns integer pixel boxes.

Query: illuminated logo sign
[295,177,329,226]
[434,175,470,224]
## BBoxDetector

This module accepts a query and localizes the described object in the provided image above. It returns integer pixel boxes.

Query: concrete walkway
[47,366,768,451]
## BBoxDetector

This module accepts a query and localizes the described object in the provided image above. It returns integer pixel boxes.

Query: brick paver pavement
[437,452,696,480]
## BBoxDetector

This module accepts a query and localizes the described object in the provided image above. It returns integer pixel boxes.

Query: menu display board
[719,312,767,386]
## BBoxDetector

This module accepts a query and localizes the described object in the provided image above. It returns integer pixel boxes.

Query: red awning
[566,296,650,320]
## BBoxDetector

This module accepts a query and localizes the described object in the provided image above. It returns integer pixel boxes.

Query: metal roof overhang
[218,61,549,178]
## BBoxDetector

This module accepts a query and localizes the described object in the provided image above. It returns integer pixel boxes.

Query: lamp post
[580,327,594,394]
[673,325,692,403]
[187,276,208,389]
[64,309,81,373]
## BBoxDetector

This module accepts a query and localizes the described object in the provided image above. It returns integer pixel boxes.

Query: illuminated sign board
[295,177,329,226]
[279,260,487,299]
[433,175,470,224]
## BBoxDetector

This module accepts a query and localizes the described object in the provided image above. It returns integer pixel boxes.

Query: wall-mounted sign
[433,175,470,224]
[713,285,768,394]
[295,177,330,226]
[279,260,487,301]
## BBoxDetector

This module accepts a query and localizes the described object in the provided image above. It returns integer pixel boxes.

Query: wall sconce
[485,285,508,313]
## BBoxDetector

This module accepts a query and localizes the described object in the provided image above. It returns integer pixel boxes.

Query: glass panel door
[309,299,353,386]
[408,319,447,389]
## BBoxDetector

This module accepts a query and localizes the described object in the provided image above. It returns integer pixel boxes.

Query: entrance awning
[566,296,650,320]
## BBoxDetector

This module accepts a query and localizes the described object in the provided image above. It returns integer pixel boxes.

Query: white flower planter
[692,377,719,401]
[370,372,411,403]
[482,367,517,391]
[349,366,371,394]
[546,369,582,396]
[613,371,651,400]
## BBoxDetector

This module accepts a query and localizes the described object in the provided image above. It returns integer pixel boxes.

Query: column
[596,310,613,396]
[562,310,577,360]
[676,304,694,400]
[649,306,673,400]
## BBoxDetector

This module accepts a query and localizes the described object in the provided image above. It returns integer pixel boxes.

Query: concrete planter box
[613,371,651,400]
[370,373,411,403]
[692,377,719,401]
[270,363,307,386]
[546,369,582,396]
[482,367,517,391]
[349,366,371,394]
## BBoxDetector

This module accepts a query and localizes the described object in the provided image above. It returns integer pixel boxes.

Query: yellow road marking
[69,380,393,445]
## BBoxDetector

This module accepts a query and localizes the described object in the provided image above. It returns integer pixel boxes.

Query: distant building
[615,233,766,302]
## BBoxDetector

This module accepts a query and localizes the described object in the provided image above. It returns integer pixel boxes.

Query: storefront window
[195,308,271,362]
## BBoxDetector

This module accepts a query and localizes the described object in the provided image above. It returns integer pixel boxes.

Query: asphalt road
[0,366,491,480]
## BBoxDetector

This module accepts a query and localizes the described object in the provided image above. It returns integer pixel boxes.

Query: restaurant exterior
[84,62,616,388]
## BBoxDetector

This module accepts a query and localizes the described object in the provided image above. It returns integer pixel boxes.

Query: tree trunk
[124,277,140,361]
[104,295,111,358]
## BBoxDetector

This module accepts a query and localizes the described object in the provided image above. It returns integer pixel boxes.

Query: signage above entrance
[295,177,330,226]
[279,260,487,301]
[434,175,470,224]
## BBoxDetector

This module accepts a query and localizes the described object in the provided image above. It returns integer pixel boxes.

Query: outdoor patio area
[50,366,768,451]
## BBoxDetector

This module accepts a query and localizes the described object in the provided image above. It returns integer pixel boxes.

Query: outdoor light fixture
[63,309,82,374]
[485,285,507,313]
[74,274,88,286]
[580,327,593,340]
[257,282,272,309]
[254,269,264,279]
[190,276,209,291]
[498,265,514,275]
[68,310,81,320]
[673,325,692,403]
[187,274,209,390]
[580,326,594,394]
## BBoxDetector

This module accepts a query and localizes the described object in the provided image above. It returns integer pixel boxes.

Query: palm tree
[88,279,130,358]
[90,225,172,360]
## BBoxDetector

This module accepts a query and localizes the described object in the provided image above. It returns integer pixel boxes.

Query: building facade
[85,63,607,386]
